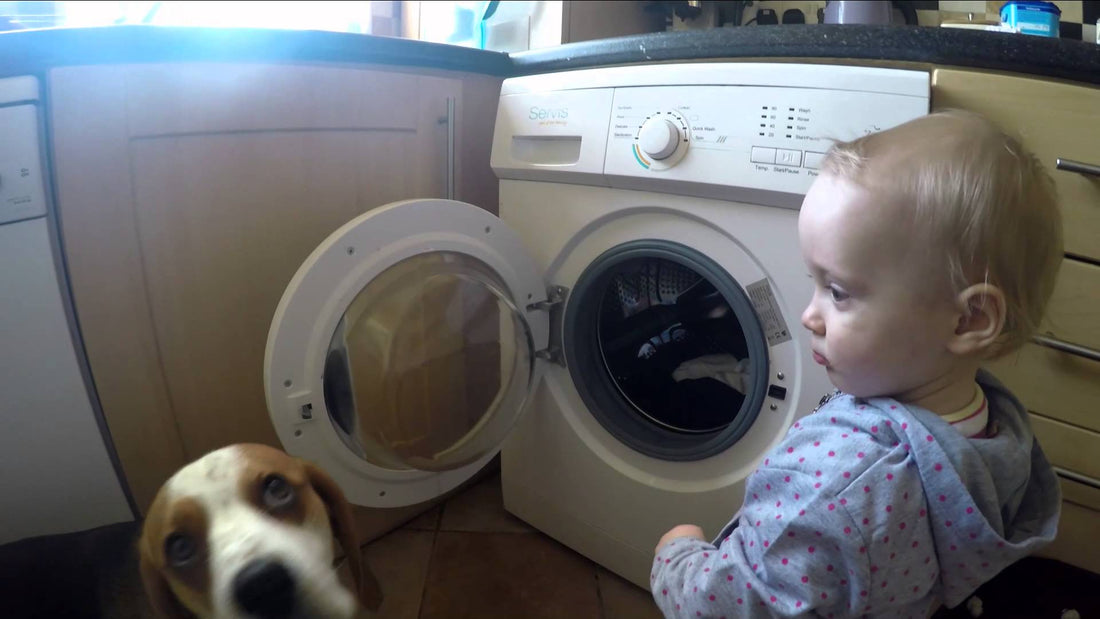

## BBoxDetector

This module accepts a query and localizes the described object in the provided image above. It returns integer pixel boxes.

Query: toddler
[651,111,1063,618]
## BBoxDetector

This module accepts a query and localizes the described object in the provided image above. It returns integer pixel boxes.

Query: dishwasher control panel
[0,103,47,225]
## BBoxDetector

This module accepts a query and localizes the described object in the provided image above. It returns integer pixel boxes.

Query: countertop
[1,24,1098,86]
[513,26,1100,86]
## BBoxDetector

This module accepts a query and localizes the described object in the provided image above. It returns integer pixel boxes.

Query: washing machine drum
[564,241,770,462]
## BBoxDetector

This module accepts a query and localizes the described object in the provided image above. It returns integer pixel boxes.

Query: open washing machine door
[265,199,549,508]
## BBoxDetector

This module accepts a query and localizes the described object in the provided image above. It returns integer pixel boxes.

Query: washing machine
[263,63,930,590]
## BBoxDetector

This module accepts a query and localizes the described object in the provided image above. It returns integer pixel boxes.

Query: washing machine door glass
[323,251,533,472]
[266,199,549,507]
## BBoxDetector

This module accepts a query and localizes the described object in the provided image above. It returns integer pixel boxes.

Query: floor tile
[438,471,534,534]
[355,529,436,619]
[419,531,601,619]
[597,567,663,619]
[401,505,441,531]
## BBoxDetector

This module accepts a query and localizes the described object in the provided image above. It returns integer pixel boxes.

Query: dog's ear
[138,536,194,619]
[302,460,384,612]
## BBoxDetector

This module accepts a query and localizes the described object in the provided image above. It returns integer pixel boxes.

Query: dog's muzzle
[233,558,298,618]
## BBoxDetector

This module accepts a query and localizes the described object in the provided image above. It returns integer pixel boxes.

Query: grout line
[433,528,539,535]
[416,526,437,619]
[595,567,608,619]
[415,503,444,618]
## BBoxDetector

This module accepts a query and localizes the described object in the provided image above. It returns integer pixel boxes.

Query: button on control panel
[775,149,802,167]
[750,146,776,164]
[749,147,826,170]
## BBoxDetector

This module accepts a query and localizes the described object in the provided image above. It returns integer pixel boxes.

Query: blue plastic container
[1000,1,1061,38]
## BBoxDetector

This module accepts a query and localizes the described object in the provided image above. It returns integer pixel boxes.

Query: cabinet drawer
[1060,472,1100,511]
[933,69,1100,262]
[1029,413,1100,482]
[1043,258,1100,351]
[987,258,1100,432]
[1037,477,1100,574]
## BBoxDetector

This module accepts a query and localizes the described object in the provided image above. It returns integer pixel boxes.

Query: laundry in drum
[671,354,751,395]
[601,257,752,434]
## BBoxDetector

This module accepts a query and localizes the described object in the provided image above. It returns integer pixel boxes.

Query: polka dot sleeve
[651,398,940,618]
[652,462,865,618]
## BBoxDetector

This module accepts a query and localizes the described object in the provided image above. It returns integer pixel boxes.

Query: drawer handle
[1032,334,1100,363]
[1054,467,1100,492]
[1055,158,1100,178]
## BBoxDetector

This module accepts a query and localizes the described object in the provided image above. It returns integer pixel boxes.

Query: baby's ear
[947,283,1006,357]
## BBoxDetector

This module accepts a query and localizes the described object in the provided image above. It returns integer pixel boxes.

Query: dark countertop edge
[2,24,1099,87]
[0,26,514,78]
[511,26,1100,87]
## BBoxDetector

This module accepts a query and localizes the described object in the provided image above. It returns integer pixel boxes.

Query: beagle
[139,443,383,619]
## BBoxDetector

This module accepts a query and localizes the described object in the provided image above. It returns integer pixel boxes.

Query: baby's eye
[828,285,850,303]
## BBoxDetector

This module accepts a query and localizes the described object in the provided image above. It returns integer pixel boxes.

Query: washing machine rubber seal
[563,239,769,461]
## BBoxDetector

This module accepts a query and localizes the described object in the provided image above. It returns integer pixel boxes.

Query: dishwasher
[0,76,133,544]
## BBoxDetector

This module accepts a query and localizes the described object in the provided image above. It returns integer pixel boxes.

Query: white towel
[672,354,750,394]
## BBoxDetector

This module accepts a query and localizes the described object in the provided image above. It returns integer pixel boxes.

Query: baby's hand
[655,524,706,554]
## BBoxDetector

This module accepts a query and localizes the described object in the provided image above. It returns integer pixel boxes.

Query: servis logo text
[530,106,569,126]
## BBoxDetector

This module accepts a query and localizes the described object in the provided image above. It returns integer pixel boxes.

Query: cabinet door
[51,63,479,518]
[52,66,184,514]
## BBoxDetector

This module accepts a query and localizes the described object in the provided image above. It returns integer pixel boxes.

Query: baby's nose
[801,302,823,335]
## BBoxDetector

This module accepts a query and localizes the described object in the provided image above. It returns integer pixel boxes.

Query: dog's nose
[233,559,297,617]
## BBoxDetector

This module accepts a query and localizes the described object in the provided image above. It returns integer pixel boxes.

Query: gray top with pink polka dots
[651,370,1060,618]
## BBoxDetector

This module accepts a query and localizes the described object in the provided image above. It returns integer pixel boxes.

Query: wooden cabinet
[989,259,1100,435]
[50,62,501,539]
[934,68,1100,574]
[933,69,1100,263]
[1044,477,1100,575]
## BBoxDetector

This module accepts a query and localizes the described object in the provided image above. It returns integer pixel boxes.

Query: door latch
[528,285,568,367]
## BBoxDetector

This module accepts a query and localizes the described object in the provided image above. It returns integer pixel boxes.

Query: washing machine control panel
[605,82,929,208]
[493,64,930,209]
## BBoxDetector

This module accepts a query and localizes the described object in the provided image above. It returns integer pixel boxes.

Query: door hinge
[528,285,568,367]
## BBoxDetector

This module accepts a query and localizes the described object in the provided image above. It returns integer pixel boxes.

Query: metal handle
[1054,466,1100,492]
[1032,334,1100,363]
[445,97,455,200]
[1056,158,1100,178]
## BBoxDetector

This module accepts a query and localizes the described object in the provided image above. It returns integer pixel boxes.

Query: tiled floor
[0,466,663,619]
[361,468,663,619]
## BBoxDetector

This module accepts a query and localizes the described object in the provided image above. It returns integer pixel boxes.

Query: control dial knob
[637,118,682,160]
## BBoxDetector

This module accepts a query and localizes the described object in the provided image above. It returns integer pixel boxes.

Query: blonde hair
[821,110,1063,357]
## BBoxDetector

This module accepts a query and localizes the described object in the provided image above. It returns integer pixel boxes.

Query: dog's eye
[262,474,295,510]
[165,533,198,568]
